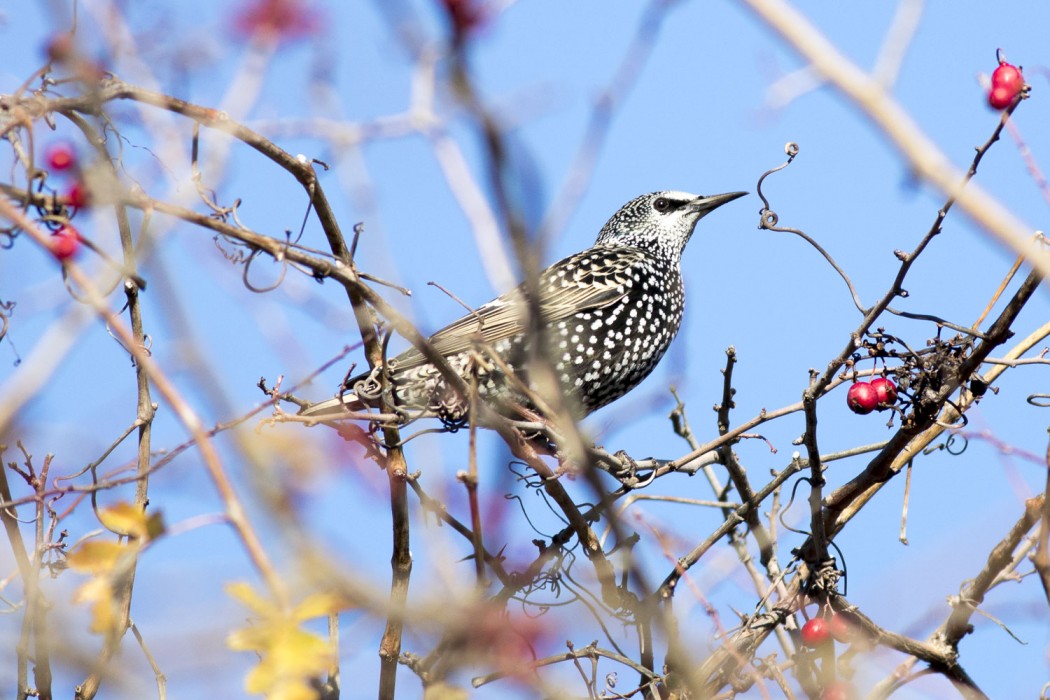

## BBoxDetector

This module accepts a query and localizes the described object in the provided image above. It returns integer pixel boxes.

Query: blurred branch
[0,445,41,698]
[942,496,1043,644]
[540,0,681,248]
[1037,442,1050,605]
[0,198,288,607]
[742,0,1050,281]
[872,0,924,87]
[471,641,660,689]
[65,108,156,700]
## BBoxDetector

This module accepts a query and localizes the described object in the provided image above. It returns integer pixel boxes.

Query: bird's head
[594,190,747,262]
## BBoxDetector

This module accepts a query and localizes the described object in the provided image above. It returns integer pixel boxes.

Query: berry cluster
[987,50,1025,110]
[845,376,897,415]
[42,142,92,261]
[800,613,856,647]
[800,613,860,699]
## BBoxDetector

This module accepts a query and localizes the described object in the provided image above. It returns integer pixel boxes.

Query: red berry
[988,84,1017,110]
[991,63,1024,93]
[46,143,77,172]
[870,377,898,410]
[988,61,1023,110]
[829,612,855,643]
[846,382,878,415]
[800,617,830,647]
[66,182,91,208]
[233,0,320,42]
[441,0,485,37]
[821,682,853,700]
[49,225,81,260]
[45,33,75,63]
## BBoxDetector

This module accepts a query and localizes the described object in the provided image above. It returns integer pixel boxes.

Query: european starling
[302,190,745,424]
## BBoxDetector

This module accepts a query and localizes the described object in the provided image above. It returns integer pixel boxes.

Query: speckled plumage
[302,190,745,423]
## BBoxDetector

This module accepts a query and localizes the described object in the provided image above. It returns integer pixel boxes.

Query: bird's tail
[299,393,367,419]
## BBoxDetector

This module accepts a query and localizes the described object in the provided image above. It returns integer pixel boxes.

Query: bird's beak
[690,191,748,217]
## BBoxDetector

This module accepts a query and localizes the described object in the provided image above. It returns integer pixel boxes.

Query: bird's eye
[653,197,673,213]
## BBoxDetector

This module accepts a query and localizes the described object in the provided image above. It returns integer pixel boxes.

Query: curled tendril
[104,322,152,364]
[213,235,250,263]
[1027,393,1050,408]
[388,426,454,446]
[778,473,815,537]
[946,433,968,456]
[242,247,288,294]
[933,397,969,430]
[754,144,866,314]
[925,433,969,456]
[350,221,365,260]
[755,142,800,214]
[39,213,69,233]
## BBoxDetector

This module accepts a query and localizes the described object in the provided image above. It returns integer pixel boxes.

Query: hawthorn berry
[988,84,1017,110]
[991,62,1024,93]
[821,682,853,700]
[49,225,81,260]
[66,182,91,208]
[870,377,898,410]
[988,57,1024,110]
[441,0,485,38]
[233,0,319,43]
[846,382,878,415]
[46,142,77,172]
[800,617,830,647]
[45,33,74,63]
[829,612,855,643]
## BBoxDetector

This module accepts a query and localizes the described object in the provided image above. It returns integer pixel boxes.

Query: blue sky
[1,1,1048,698]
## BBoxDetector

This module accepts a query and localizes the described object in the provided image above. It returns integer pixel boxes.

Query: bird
[301,189,746,426]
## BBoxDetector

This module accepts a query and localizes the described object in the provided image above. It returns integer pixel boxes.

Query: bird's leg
[611,449,638,480]
[502,404,563,457]
[353,365,388,403]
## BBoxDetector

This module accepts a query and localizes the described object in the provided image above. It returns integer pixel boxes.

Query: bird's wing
[389,246,647,372]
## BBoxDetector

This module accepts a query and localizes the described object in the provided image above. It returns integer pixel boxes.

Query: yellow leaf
[145,511,166,539]
[292,591,351,621]
[226,583,338,699]
[72,578,119,635]
[425,682,469,700]
[97,501,163,540]
[67,540,126,574]
[226,581,275,618]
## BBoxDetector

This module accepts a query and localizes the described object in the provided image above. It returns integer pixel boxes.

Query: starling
[302,190,745,425]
